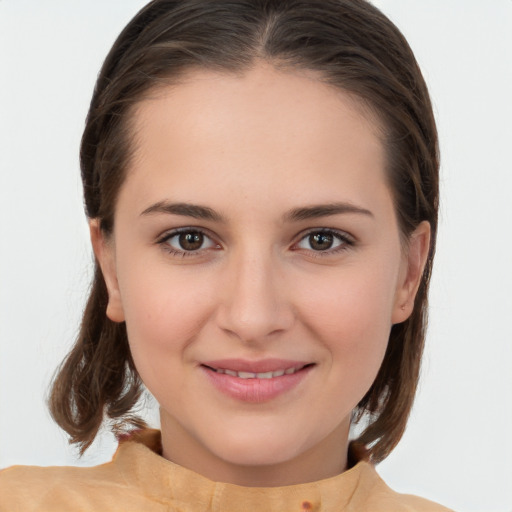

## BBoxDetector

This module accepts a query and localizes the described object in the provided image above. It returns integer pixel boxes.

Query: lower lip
[201,365,313,403]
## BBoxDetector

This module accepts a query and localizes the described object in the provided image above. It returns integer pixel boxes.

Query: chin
[221,445,294,467]
[205,426,313,468]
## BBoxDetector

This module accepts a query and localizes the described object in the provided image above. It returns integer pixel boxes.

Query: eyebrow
[140,200,373,223]
[283,202,374,222]
[140,201,226,222]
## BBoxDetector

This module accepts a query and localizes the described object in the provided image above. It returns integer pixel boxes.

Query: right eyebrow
[140,201,226,223]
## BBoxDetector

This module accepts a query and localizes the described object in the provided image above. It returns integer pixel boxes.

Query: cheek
[118,262,216,361]
[295,262,397,373]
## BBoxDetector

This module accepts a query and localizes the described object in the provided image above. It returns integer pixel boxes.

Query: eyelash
[156,227,219,258]
[293,228,355,257]
[156,227,355,258]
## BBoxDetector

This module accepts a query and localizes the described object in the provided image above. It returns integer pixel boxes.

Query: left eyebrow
[283,202,374,222]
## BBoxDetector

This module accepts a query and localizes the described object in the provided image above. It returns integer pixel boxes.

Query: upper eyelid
[294,227,355,243]
[155,226,355,250]
[157,228,220,258]
[157,226,218,243]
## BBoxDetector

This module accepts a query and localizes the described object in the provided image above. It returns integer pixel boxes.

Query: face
[92,63,429,486]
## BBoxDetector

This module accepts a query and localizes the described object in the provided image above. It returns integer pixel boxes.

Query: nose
[215,248,294,343]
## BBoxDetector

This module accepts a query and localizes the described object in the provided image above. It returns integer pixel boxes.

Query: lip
[202,358,309,374]
[200,358,314,403]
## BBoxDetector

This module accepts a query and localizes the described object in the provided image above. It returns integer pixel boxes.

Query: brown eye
[295,230,352,253]
[162,229,217,254]
[179,231,204,251]
[309,233,334,251]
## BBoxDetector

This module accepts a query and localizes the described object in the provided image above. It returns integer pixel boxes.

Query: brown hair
[49,0,439,463]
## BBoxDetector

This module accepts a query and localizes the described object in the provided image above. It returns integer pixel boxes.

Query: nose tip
[215,256,294,343]
[220,309,285,343]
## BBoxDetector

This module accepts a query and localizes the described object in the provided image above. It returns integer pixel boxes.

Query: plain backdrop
[0,2,511,511]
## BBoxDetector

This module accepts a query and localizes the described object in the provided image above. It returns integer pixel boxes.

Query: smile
[200,360,314,403]
[206,365,306,379]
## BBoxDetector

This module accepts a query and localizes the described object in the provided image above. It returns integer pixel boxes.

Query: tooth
[256,371,273,379]
[238,371,256,379]
[219,368,301,379]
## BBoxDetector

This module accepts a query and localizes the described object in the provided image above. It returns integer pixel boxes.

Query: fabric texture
[0,429,453,511]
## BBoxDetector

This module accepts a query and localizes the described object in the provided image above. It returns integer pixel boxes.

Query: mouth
[202,363,312,379]
[200,359,315,403]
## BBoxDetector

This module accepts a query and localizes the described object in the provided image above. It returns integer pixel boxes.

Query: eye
[159,229,218,255]
[295,229,353,253]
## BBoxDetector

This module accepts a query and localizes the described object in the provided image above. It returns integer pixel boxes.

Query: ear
[89,220,125,323]
[392,221,431,324]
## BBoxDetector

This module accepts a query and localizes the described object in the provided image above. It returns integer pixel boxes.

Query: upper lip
[201,358,311,373]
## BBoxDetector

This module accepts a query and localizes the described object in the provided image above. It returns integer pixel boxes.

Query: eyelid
[291,228,355,253]
[155,226,355,258]
[156,226,221,256]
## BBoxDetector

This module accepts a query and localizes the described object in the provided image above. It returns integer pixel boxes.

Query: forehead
[132,63,383,153]
[121,63,390,218]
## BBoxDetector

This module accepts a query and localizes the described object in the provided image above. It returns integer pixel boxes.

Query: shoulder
[0,461,127,512]
[353,462,454,512]
[0,430,164,512]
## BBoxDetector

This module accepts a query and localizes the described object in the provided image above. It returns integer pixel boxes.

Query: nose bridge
[216,243,293,342]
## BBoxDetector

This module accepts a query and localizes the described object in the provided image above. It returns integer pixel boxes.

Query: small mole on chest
[301,501,313,510]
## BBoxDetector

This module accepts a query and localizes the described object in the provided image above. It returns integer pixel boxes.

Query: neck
[159,413,350,487]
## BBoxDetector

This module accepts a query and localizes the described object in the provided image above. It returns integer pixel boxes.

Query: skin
[91,63,430,487]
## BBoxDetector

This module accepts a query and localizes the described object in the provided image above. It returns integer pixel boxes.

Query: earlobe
[392,221,431,324]
[89,220,125,323]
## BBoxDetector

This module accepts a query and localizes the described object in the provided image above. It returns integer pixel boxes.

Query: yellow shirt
[0,429,453,511]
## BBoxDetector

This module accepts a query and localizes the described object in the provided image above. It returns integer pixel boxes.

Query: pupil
[179,232,203,250]
[310,233,333,250]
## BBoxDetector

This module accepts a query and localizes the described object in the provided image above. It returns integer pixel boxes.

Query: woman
[0,1,452,510]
